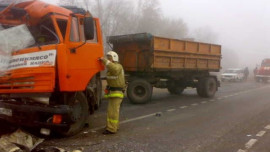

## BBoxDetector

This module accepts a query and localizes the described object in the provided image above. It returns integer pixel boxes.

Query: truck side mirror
[84,17,94,40]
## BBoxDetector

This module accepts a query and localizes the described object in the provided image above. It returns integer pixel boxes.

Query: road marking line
[234,93,239,96]
[217,98,223,100]
[256,130,266,137]
[245,139,257,149]
[265,124,270,129]
[167,109,176,112]
[191,103,198,106]
[237,149,246,152]
[201,101,207,104]
[90,112,159,131]
[120,113,159,124]
[180,106,188,109]
[209,99,215,102]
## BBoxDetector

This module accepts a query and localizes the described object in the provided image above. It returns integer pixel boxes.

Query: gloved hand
[98,57,104,61]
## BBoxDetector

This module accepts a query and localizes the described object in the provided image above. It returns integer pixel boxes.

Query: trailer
[107,33,221,104]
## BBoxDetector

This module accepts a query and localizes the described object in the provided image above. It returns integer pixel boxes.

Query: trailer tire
[127,79,153,104]
[196,85,204,97]
[197,78,205,97]
[204,77,217,98]
[58,92,89,136]
[197,77,217,98]
[167,84,184,95]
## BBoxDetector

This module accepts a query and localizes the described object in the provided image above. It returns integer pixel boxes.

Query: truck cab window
[56,19,67,39]
[31,18,59,45]
[70,17,80,42]
[86,20,97,43]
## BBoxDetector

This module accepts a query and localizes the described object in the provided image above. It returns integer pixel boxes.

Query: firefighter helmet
[106,51,119,62]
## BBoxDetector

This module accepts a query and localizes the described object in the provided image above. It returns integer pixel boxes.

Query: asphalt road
[6,80,270,152]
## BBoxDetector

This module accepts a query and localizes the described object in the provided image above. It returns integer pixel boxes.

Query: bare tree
[58,0,190,46]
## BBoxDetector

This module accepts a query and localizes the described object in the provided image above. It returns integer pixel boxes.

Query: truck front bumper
[0,100,72,128]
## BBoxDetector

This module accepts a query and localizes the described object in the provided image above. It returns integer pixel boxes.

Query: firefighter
[99,51,125,134]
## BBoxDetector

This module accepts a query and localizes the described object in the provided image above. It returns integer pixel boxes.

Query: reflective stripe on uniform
[107,76,118,79]
[107,118,118,123]
[104,93,124,98]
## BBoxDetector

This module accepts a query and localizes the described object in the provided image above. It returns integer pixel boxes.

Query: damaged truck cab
[0,1,104,136]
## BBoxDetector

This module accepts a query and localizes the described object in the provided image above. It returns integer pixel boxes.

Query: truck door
[63,15,104,91]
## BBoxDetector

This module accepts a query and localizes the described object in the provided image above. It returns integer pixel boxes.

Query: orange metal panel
[170,40,185,52]
[110,33,221,72]
[0,67,55,93]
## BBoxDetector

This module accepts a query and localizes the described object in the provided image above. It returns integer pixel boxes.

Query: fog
[160,0,270,70]
[42,0,270,71]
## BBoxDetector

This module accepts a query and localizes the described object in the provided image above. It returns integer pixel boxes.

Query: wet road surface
[2,80,270,152]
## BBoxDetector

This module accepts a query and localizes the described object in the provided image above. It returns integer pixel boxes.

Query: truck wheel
[198,77,217,98]
[167,84,185,95]
[58,92,89,136]
[127,79,153,104]
[196,79,204,97]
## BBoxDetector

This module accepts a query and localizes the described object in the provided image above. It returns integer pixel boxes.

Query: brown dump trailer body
[108,33,222,104]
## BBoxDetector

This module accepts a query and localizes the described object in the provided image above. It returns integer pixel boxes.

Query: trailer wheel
[58,92,89,136]
[167,84,184,95]
[196,82,204,97]
[197,77,217,98]
[127,79,153,104]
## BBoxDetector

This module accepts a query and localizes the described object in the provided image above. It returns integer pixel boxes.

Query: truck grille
[0,68,55,93]
[0,77,35,90]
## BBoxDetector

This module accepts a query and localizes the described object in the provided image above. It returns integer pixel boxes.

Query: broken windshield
[0,17,59,73]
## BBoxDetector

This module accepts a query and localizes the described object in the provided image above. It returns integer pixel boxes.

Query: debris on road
[155,112,162,117]
[0,129,44,152]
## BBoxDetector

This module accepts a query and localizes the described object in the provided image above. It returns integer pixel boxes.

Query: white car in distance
[221,68,245,82]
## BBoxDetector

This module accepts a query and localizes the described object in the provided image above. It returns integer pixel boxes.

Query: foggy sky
[160,0,270,69]
[44,0,269,69]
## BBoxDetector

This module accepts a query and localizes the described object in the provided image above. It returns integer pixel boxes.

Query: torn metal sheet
[0,129,44,152]
[0,52,10,74]
[0,24,35,73]
[0,24,35,54]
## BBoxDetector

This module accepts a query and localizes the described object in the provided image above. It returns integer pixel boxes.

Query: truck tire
[168,87,184,95]
[167,83,185,95]
[197,77,217,98]
[58,92,89,136]
[196,79,204,97]
[127,79,153,104]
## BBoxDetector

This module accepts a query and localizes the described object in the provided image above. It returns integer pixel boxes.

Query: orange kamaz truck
[0,1,104,136]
